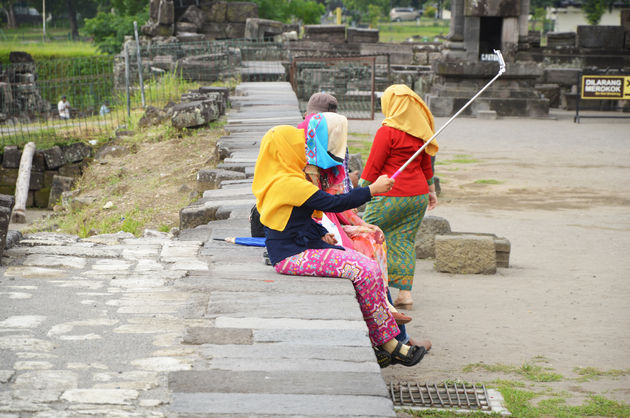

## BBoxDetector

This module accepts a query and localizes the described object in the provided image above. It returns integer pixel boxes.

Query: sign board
[581,75,630,100]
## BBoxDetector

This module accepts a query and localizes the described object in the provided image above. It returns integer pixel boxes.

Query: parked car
[389,7,422,22]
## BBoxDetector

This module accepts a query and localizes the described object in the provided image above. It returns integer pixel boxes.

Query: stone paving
[0,82,395,417]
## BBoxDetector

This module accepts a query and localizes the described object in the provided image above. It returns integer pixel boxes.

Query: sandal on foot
[392,311,412,325]
[408,337,432,352]
[389,341,426,367]
[373,347,391,368]
[393,298,413,310]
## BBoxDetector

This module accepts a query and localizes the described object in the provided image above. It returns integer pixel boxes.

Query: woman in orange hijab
[359,85,439,309]
[252,118,426,368]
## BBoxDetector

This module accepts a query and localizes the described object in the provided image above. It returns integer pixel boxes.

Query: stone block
[138,106,169,128]
[304,25,346,43]
[464,0,519,16]
[58,163,82,178]
[61,142,92,164]
[29,171,44,190]
[183,328,253,345]
[48,175,74,209]
[415,215,452,259]
[535,83,561,108]
[445,232,510,267]
[2,145,21,168]
[197,168,246,190]
[158,0,174,25]
[528,30,541,47]
[0,206,11,256]
[179,5,205,29]
[179,205,217,230]
[544,68,580,87]
[245,18,284,41]
[476,110,497,119]
[33,187,50,208]
[225,22,246,38]
[0,167,18,186]
[42,146,65,169]
[32,151,46,171]
[199,86,230,106]
[226,2,258,23]
[347,28,379,43]
[434,234,497,274]
[171,100,221,129]
[577,25,624,50]
[201,2,227,23]
[176,21,198,33]
[546,32,576,48]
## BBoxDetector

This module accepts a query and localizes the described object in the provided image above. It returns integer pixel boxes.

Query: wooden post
[11,142,36,223]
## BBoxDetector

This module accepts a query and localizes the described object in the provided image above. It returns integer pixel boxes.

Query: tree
[1,0,18,28]
[67,0,79,40]
[251,0,325,24]
[582,0,606,24]
[83,0,148,54]
[344,0,388,23]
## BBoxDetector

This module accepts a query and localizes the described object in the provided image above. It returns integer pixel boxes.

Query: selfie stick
[391,49,506,180]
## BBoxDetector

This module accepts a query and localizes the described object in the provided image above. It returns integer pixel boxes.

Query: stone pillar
[518,0,531,46]
[502,17,520,62]
[449,0,465,41]
[464,16,481,60]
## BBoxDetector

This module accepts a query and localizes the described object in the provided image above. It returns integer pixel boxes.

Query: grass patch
[497,386,630,417]
[574,367,630,382]
[474,179,502,184]
[28,120,224,237]
[436,154,481,165]
[377,18,449,43]
[0,40,99,64]
[463,361,563,382]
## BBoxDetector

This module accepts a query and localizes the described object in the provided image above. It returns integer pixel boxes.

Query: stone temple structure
[427,0,551,117]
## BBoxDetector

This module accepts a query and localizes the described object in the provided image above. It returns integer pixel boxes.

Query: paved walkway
[0,83,395,417]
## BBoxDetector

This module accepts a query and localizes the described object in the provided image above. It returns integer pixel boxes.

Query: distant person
[58,96,70,120]
[99,103,110,116]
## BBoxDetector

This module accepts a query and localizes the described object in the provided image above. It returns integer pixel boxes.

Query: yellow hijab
[252,125,319,231]
[381,84,439,156]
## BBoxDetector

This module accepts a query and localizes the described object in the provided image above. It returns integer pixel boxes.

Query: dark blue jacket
[264,187,372,265]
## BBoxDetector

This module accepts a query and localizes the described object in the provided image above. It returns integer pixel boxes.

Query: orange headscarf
[252,125,319,231]
[381,84,439,156]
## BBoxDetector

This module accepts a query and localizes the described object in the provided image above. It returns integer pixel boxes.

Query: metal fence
[1,39,391,147]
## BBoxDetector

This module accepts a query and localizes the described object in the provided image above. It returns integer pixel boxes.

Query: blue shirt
[264,187,372,265]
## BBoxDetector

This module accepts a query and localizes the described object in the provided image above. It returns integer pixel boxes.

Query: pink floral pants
[274,248,400,346]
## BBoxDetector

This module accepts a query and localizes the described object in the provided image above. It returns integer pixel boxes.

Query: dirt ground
[349,110,630,407]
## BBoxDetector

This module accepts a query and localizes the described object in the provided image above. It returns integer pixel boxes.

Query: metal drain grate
[389,382,491,411]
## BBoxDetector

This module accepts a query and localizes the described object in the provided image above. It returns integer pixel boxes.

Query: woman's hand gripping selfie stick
[391,49,506,180]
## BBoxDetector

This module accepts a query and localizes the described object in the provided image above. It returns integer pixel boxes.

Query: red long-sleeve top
[361,125,433,197]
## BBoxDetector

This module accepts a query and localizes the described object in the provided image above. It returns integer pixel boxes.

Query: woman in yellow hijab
[359,84,439,309]
[252,118,426,368]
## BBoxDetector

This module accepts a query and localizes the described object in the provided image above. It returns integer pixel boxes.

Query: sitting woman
[252,118,426,368]
[300,112,431,351]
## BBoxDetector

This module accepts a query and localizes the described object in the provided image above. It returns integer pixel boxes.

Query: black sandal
[389,341,426,367]
[373,347,392,368]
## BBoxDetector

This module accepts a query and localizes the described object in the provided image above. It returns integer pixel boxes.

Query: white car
[389,7,422,22]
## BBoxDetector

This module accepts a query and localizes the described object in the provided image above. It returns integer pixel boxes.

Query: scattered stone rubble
[415,216,511,274]
[0,143,91,209]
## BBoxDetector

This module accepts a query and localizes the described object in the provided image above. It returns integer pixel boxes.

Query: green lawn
[378,18,450,43]
[0,26,98,64]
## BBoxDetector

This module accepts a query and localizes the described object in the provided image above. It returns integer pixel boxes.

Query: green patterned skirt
[362,194,428,291]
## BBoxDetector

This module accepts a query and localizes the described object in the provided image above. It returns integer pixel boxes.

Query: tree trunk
[3,4,17,29]
[67,0,79,40]
[11,142,36,224]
